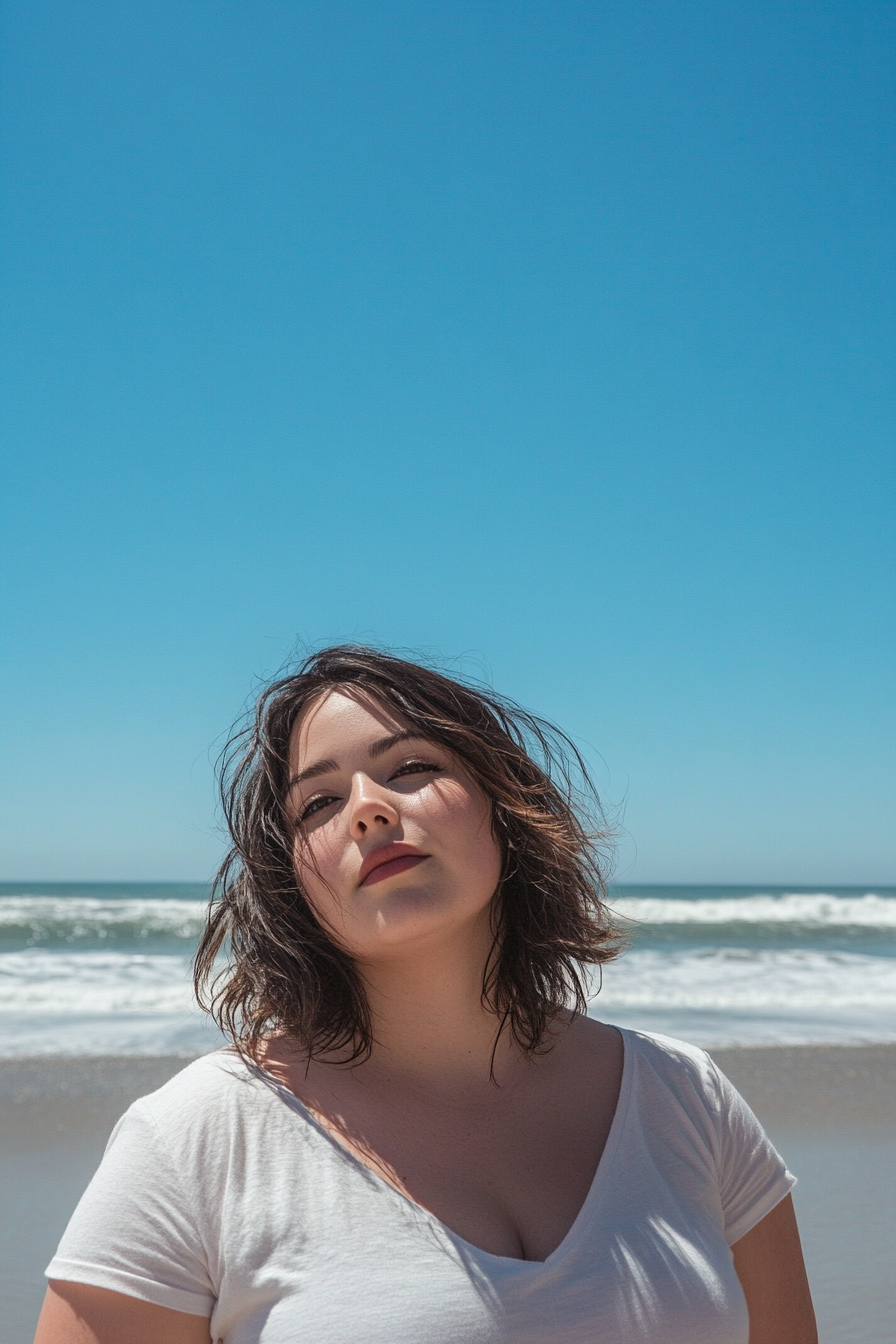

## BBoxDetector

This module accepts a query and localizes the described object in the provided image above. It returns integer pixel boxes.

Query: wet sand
[0,1056,191,1344]
[2,1047,894,1344]
[712,1046,896,1344]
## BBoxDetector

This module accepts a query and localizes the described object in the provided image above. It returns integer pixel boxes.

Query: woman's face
[285,690,503,964]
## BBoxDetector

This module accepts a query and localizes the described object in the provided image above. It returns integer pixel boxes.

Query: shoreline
[2,1041,894,1136]
[710,1042,896,1131]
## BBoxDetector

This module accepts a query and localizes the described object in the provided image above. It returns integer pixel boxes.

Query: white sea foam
[2,888,894,1055]
[610,892,896,928]
[4,891,893,941]
[2,941,896,1054]
[597,946,896,1008]
[587,946,896,1046]
[0,1013,224,1058]
[0,896,206,941]
[0,949,223,1056]
[0,950,198,1013]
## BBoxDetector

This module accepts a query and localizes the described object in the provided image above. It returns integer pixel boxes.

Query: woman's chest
[209,1131,745,1344]
[270,1027,624,1261]
[335,1085,614,1260]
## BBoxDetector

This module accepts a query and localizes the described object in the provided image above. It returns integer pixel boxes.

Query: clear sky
[1,1,893,884]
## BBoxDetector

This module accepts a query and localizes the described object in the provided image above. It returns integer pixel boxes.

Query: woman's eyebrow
[367,728,422,759]
[287,730,425,792]
[287,758,339,791]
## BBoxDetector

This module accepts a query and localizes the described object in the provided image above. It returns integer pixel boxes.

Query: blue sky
[1,0,893,883]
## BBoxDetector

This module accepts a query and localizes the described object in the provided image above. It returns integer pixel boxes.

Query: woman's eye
[393,760,443,779]
[299,794,338,823]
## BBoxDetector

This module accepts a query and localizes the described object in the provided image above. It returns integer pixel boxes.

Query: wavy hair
[194,645,621,1061]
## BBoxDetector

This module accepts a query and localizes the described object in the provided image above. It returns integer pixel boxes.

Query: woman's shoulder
[614,1025,767,1141]
[600,1022,727,1107]
[621,1025,713,1068]
[122,1048,277,1139]
[585,1018,712,1070]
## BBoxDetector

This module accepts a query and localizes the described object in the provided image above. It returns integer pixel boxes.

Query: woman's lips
[359,851,428,887]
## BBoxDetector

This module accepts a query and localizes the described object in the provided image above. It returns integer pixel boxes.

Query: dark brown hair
[194,645,621,1061]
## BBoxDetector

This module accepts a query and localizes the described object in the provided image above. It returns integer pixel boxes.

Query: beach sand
[2,1046,894,1344]
[713,1046,896,1344]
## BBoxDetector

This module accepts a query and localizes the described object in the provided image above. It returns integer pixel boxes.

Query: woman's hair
[194,645,621,1062]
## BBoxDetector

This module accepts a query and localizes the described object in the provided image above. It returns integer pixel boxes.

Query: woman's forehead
[289,689,409,763]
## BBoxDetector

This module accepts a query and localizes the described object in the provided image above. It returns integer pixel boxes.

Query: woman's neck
[349,914,525,1095]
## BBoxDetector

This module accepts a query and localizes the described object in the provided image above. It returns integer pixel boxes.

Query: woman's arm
[731,1194,817,1344]
[34,1281,212,1344]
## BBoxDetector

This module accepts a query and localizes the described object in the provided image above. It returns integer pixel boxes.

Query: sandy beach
[713,1046,896,1344]
[2,1046,894,1344]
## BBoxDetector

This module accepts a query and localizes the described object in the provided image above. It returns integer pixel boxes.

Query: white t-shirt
[46,1028,794,1344]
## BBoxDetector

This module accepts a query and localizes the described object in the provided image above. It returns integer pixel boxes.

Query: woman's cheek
[422,779,480,825]
[293,833,341,900]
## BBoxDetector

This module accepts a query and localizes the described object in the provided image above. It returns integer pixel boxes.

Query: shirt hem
[45,1256,215,1318]
[725,1171,797,1247]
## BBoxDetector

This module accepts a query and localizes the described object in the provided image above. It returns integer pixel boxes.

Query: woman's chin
[355,882,488,951]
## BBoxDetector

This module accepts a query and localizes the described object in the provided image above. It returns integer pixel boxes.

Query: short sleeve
[710,1061,796,1246]
[45,1100,216,1317]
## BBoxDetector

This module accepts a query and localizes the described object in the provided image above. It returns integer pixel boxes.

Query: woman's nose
[349,775,400,837]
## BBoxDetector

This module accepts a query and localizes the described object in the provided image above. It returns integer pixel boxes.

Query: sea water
[0,882,894,1056]
[599,886,896,1046]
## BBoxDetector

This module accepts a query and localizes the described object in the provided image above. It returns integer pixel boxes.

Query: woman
[36,646,817,1343]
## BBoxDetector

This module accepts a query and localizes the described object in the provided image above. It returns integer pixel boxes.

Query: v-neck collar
[235,1025,635,1270]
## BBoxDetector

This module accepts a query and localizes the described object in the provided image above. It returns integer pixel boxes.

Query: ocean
[1,882,894,1056]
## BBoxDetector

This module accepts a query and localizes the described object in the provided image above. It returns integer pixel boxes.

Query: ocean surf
[1,883,894,1055]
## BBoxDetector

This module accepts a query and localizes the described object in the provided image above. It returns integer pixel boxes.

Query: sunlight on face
[286,691,503,964]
